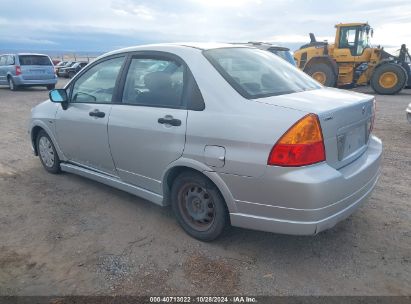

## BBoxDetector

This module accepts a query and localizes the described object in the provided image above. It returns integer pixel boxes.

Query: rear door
[18,55,55,81]
[55,55,126,176]
[108,53,188,194]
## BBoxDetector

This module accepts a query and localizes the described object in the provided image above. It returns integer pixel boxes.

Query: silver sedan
[29,43,382,241]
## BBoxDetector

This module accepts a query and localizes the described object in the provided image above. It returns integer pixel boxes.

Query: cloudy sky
[0,0,410,53]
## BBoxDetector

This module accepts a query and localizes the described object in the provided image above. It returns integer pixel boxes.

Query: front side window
[204,48,321,98]
[18,55,52,66]
[122,57,184,108]
[71,56,125,103]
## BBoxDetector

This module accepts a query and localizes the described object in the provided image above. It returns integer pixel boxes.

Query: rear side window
[268,49,296,65]
[203,47,321,99]
[18,55,52,66]
[6,55,15,65]
[122,58,185,108]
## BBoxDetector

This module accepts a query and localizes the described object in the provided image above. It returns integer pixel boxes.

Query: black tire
[305,63,337,87]
[171,171,228,241]
[68,71,76,79]
[8,76,18,91]
[36,130,61,174]
[46,84,55,90]
[371,63,407,95]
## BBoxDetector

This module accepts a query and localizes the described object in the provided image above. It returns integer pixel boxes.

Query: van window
[18,55,52,66]
[6,55,15,65]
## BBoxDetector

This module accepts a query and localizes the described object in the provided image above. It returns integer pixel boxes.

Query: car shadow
[0,85,50,92]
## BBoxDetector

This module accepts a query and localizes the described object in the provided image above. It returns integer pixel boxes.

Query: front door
[55,55,126,176]
[108,55,188,194]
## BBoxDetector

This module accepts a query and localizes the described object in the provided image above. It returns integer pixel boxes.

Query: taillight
[15,66,21,76]
[268,114,325,167]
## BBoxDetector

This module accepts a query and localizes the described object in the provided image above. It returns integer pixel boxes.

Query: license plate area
[30,69,45,74]
[337,121,369,161]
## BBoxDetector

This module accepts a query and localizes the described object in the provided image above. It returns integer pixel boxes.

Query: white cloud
[0,0,410,51]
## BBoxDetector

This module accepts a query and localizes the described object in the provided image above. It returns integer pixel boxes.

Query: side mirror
[49,89,69,110]
[49,89,68,103]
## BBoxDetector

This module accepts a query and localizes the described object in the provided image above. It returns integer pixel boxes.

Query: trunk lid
[254,87,375,169]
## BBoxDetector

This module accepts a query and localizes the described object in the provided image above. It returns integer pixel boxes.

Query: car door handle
[158,115,181,126]
[89,109,105,118]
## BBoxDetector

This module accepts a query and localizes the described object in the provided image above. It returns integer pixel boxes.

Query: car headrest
[144,71,172,92]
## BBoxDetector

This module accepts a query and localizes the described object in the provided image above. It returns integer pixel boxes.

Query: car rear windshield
[18,55,52,66]
[203,47,321,98]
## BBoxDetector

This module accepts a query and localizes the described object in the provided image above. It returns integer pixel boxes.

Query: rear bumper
[13,75,57,86]
[224,135,382,235]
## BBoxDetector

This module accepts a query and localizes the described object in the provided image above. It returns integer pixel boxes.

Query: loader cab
[335,23,372,56]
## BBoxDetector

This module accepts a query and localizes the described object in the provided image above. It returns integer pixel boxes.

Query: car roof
[16,53,51,56]
[240,42,290,51]
[101,42,252,58]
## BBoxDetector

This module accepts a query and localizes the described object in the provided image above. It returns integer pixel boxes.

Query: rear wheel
[305,63,337,87]
[371,63,407,95]
[8,77,18,91]
[36,130,61,174]
[171,171,228,241]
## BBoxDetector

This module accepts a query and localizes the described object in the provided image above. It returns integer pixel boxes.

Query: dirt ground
[0,79,410,296]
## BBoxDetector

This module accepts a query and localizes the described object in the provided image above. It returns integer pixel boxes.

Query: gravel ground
[0,79,410,296]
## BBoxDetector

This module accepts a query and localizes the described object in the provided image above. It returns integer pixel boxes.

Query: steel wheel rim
[379,71,398,89]
[312,71,326,84]
[38,136,55,168]
[177,183,216,232]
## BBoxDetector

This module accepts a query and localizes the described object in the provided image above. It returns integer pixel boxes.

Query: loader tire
[371,63,407,95]
[305,63,336,87]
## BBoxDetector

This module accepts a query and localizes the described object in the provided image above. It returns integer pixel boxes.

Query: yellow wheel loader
[294,23,411,95]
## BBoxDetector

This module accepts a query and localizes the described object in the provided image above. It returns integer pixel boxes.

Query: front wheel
[36,130,61,174]
[371,63,407,95]
[171,171,228,241]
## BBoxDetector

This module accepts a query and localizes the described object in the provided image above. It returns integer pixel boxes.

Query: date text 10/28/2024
[149,296,257,303]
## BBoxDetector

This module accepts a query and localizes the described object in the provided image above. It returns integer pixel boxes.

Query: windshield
[18,55,52,66]
[203,48,321,98]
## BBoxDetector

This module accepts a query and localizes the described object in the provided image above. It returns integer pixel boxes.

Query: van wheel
[171,171,228,241]
[46,84,55,90]
[8,77,18,91]
[36,130,61,174]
